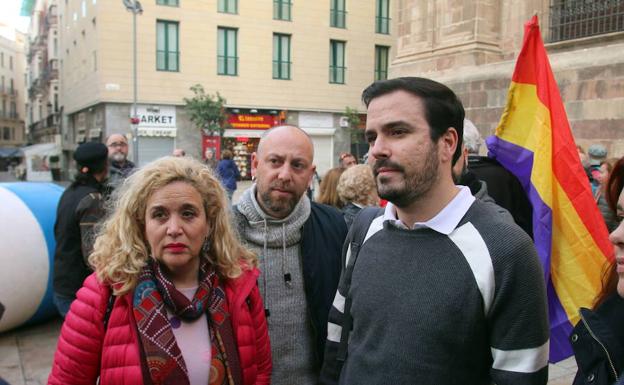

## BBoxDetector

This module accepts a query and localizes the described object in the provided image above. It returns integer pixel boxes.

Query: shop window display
[224,138,259,180]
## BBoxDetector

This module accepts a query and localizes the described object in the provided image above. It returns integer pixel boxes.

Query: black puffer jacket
[570,294,624,385]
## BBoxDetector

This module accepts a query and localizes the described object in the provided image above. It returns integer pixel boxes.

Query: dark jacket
[53,176,106,298]
[459,170,515,224]
[468,155,533,238]
[301,202,348,366]
[217,159,240,192]
[108,159,135,190]
[571,294,624,385]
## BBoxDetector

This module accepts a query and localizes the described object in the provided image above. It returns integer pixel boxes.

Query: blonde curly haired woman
[337,164,379,227]
[48,156,271,385]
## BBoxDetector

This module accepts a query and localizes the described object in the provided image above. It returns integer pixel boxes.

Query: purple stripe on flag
[486,135,553,277]
[547,278,574,362]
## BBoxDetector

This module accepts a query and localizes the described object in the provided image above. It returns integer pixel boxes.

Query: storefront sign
[228,114,279,129]
[138,127,177,137]
[137,105,176,136]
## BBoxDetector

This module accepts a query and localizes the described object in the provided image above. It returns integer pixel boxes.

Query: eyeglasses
[108,142,128,148]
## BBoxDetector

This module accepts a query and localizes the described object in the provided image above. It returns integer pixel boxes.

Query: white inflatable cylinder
[0,182,64,332]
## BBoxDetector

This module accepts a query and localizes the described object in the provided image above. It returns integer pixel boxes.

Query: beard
[111,152,127,163]
[259,181,299,218]
[373,144,440,208]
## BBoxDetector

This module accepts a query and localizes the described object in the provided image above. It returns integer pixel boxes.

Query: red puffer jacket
[48,267,271,385]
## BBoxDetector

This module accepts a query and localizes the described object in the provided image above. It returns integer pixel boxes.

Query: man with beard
[321,77,549,385]
[106,133,135,189]
[232,125,348,385]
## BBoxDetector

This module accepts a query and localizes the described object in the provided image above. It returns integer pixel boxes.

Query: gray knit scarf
[234,185,311,251]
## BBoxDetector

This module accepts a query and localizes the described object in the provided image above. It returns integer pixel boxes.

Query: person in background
[317,167,345,209]
[106,133,135,190]
[336,164,378,227]
[588,144,608,195]
[452,121,514,224]
[53,142,108,318]
[173,148,186,157]
[48,156,271,385]
[462,119,533,238]
[217,149,240,201]
[338,153,357,168]
[232,125,347,385]
[570,156,624,385]
[595,158,619,232]
[204,147,218,171]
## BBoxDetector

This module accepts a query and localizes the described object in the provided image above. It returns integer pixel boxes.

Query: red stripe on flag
[510,16,613,260]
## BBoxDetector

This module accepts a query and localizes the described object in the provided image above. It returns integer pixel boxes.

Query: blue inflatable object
[0,182,64,332]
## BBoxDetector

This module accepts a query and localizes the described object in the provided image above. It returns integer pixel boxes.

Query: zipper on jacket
[579,311,619,381]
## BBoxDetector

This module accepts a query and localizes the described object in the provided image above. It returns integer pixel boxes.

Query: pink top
[168,286,212,385]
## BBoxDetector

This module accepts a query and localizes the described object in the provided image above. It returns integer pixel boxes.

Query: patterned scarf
[133,258,243,385]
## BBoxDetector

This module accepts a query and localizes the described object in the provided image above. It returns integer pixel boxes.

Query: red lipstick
[164,243,187,253]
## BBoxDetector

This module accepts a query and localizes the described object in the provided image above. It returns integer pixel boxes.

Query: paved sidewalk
[0,315,578,384]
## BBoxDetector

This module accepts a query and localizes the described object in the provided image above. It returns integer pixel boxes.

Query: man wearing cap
[106,133,135,189]
[53,142,109,317]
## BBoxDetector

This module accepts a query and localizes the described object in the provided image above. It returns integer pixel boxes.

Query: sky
[0,0,31,38]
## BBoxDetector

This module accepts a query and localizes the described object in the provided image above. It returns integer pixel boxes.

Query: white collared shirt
[383,186,475,234]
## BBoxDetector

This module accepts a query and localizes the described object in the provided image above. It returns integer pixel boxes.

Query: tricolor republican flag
[486,15,613,362]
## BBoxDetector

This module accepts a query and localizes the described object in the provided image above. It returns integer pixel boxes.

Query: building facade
[391,0,624,156]
[26,0,396,176]
[24,0,60,146]
[0,27,27,169]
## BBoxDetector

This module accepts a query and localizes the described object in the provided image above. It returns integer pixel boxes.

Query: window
[375,0,390,34]
[375,45,389,80]
[0,53,3,67]
[217,27,238,76]
[10,102,16,118]
[81,0,86,17]
[156,20,179,71]
[549,0,624,42]
[2,127,10,140]
[156,0,179,6]
[9,56,13,70]
[218,0,237,13]
[9,79,13,94]
[273,34,291,80]
[274,0,292,21]
[330,0,346,28]
[329,40,345,84]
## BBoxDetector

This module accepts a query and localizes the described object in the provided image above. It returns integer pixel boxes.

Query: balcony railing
[550,0,624,42]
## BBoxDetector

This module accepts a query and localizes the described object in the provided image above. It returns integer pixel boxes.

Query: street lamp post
[123,0,143,164]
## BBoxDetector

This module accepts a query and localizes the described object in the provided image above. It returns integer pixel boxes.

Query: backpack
[335,207,384,361]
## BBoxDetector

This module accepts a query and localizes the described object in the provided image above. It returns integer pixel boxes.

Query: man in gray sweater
[233,125,347,385]
[321,77,549,385]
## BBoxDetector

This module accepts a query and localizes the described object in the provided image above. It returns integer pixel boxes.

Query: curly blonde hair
[89,156,256,295]
[337,164,378,206]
